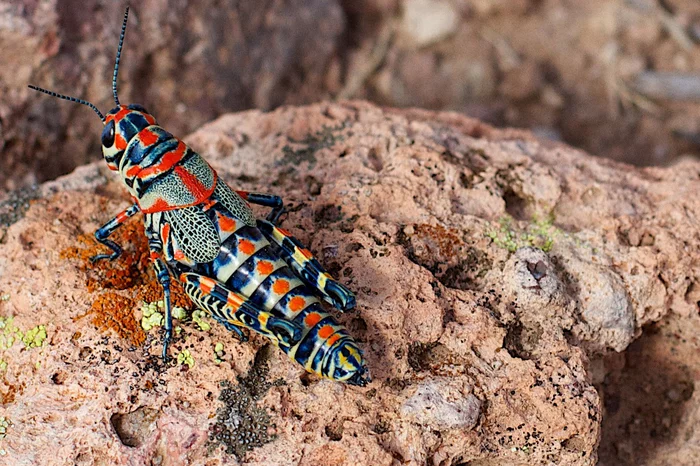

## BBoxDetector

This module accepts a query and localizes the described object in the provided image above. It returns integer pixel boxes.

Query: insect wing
[165,206,220,263]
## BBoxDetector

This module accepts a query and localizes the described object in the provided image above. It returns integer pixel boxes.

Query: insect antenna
[27,85,105,122]
[112,6,130,106]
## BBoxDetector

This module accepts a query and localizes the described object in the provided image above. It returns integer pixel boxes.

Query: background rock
[5,0,700,192]
[2,101,700,464]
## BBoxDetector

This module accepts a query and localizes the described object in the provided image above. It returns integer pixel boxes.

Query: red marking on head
[299,248,314,260]
[235,190,249,200]
[115,134,127,151]
[318,325,335,339]
[289,296,306,312]
[304,312,321,328]
[238,239,256,255]
[174,250,185,261]
[217,212,237,232]
[133,141,186,179]
[107,106,131,126]
[139,128,159,147]
[149,251,160,261]
[272,279,290,295]
[256,260,274,275]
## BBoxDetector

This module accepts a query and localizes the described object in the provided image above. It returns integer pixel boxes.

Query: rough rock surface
[1,101,699,464]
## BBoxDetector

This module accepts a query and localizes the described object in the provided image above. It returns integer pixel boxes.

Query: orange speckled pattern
[61,217,193,346]
[81,292,145,346]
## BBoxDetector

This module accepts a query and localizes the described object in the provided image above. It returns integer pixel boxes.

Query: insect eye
[101,120,115,147]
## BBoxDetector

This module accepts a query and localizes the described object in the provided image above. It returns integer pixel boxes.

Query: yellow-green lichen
[0,316,48,352]
[0,294,9,302]
[0,361,6,372]
[172,307,188,320]
[192,310,211,331]
[140,302,164,331]
[486,215,560,253]
[0,316,21,351]
[140,301,192,332]
[177,349,195,368]
[21,325,47,348]
[0,417,11,440]
[214,342,225,364]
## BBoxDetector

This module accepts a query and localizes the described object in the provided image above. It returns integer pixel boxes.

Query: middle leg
[236,191,285,224]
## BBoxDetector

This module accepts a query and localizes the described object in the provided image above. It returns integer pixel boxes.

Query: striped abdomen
[184,207,365,383]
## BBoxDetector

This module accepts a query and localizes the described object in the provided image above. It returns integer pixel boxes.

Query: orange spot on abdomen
[326,334,341,346]
[256,260,274,275]
[238,239,256,255]
[318,325,335,339]
[272,279,290,295]
[304,312,322,328]
[289,296,306,312]
[218,213,237,232]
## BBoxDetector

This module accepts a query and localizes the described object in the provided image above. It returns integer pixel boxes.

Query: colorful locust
[29,7,370,386]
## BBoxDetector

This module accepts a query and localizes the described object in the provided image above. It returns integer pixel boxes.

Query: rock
[400,378,480,429]
[3,100,700,464]
[400,0,460,47]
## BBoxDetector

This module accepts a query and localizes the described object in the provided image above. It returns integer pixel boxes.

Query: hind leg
[180,272,303,349]
[257,219,356,312]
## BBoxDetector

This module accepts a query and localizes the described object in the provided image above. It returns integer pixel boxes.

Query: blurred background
[2,0,700,192]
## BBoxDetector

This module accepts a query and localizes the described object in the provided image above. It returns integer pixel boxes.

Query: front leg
[91,204,140,262]
[152,254,173,361]
[145,218,174,361]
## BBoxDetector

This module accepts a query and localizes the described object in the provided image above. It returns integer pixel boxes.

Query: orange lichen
[62,217,192,346]
[61,220,151,292]
[413,224,464,259]
[137,278,193,310]
[83,292,146,347]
